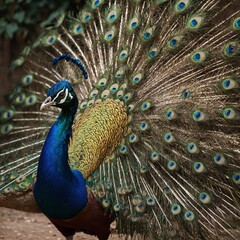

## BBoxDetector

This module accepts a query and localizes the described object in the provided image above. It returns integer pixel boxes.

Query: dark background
[0,0,86,105]
[0,38,24,105]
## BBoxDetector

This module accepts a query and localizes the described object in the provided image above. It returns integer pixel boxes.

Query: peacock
[1,0,240,239]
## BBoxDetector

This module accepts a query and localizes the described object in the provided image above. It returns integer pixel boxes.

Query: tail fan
[1,1,240,239]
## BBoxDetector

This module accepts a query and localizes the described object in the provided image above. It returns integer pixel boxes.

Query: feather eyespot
[128,17,140,31]
[213,154,226,165]
[184,211,195,221]
[233,18,240,30]
[174,0,191,13]
[168,161,177,171]
[171,204,181,215]
[232,173,240,185]
[92,0,101,8]
[199,192,211,204]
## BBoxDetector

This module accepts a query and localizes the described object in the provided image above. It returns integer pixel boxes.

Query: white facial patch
[59,88,69,104]
[53,88,69,104]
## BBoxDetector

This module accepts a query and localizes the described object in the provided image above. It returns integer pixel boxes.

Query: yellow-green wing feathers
[69,100,128,178]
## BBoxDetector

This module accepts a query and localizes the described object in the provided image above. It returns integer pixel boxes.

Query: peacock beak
[40,97,55,111]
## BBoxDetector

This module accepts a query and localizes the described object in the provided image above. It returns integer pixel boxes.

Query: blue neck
[34,101,88,219]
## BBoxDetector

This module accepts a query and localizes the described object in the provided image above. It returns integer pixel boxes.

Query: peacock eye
[59,91,65,98]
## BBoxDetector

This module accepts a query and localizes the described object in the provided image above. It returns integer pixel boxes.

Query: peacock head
[40,80,78,111]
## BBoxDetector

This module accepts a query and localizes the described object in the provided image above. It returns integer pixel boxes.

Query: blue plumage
[34,81,88,219]
[52,54,88,80]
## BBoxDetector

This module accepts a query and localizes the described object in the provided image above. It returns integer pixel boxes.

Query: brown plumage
[49,189,114,240]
